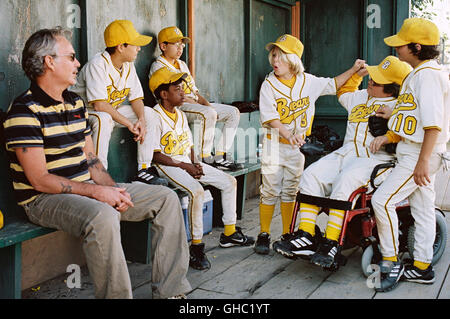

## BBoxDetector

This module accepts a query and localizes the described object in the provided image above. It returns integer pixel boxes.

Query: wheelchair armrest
[370,161,396,190]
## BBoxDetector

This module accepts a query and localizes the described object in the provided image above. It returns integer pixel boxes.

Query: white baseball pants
[260,136,305,205]
[372,140,446,263]
[155,162,237,241]
[180,103,240,157]
[300,150,393,201]
[88,105,155,169]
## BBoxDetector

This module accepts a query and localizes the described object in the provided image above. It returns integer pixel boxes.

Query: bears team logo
[381,60,391,70]
[349,103,384,123]
[278,35,287,42]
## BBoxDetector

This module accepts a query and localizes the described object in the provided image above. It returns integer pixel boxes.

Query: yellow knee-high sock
[224,224,236,236]
[414,260,430,270]
[298,203,320,236]
[280,202,296,235]
[259,203,276,234]
[325,209,345,242]
[383,256,398,262]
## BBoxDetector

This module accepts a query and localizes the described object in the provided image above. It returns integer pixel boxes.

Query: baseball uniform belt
[267,134,291,145]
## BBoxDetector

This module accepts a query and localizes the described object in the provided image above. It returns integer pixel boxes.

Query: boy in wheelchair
[273,56,412,269]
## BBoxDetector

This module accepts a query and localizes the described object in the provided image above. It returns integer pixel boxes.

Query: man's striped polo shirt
[4,82,92,206]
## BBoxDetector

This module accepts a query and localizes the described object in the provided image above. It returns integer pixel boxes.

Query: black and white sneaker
[310,238,339,268]
[219,227,255,248]
[402,264,435,284]
[272,229,317,259]
[254,232,271,255]
[213,157,244,170]
[375,260,404,292]
[133,167,168,186]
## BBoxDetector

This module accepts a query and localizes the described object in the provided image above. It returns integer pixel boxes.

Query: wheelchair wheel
[361,244,382,278]
[407,208,447,265]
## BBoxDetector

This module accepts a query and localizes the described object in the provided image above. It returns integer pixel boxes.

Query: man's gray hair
[22,27,73,81]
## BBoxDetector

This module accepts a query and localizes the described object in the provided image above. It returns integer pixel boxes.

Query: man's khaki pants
[23,182,191,299]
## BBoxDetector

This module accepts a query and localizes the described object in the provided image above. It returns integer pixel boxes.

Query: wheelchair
[288,162,448,276]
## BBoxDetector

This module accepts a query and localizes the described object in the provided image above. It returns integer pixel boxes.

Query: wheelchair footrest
[296,193,353,211]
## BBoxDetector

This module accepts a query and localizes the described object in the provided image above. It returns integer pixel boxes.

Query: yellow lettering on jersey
[391,93,417,117]
[276,97,310,124]
[182,75,194,95]
[348,103,384,123]
[106,85,131,106]
[161,131,190,156]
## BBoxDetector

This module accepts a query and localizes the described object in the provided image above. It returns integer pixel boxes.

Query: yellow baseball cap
[266,34,304,60]
[149,67,187,94]
[104,20,153,47]
[366,56,412,85]
[158,26,191,44]
[384,17,440,47]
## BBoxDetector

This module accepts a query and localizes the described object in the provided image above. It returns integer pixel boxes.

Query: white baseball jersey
[72,51,144,109]
[259,71,336,205]
[338,89,397,159]
[259,71,337,139]
[149,56,198,100]
[388,59,449,145]
[151,104,194,163]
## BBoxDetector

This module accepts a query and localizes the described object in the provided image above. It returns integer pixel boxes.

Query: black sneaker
[310,238,339,268]
[402,264,435,284]
[254,232,271,255]
[133,167,168,186]
[189,243,211,270]
[272,229,317,259]
[375,260,404,292]
[213,157,244,170]
[219,227,255,248]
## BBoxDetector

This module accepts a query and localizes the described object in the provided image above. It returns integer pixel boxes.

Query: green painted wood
[0,221,54,249]
[120,220,151,265]
[177,0,189,65]
[106,127,138,183]
[0,244,22,299]
[249,0,292,101]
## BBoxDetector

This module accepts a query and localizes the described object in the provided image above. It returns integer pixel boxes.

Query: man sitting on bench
[3,27,191,299]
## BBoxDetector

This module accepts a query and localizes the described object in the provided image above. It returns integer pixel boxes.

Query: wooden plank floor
[22,196,450,299]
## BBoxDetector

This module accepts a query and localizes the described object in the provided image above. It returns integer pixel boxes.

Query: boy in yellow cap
[149,26,243,170]
[72,20,166,185]
[254,34,367,255]
[273,56,411,268]
[148,67,255,271]
[369,17,449,292]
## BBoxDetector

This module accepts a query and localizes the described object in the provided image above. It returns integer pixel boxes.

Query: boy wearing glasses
[149,26,243,170]
[72,20,166,185]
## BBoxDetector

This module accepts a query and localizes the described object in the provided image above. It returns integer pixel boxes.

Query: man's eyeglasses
[51,53,77,62]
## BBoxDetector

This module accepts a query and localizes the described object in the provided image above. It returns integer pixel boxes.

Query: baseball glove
[368,115,389,137]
